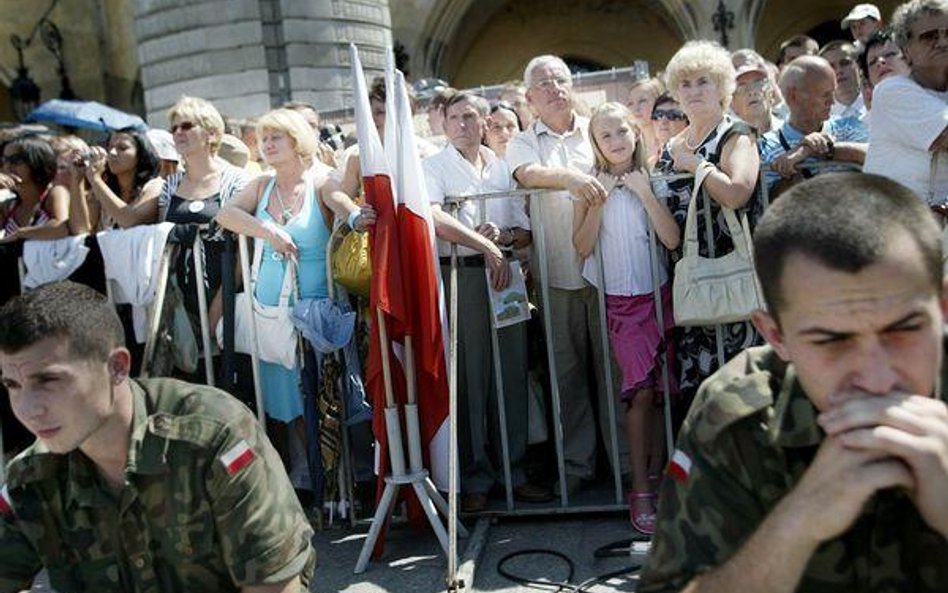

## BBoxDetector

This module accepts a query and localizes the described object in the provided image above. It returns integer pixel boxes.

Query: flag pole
[376,309,406,478]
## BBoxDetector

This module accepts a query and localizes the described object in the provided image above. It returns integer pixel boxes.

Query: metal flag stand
[354,314,469,573]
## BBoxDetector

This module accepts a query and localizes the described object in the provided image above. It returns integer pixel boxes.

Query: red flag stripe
[0,485,12,516]
[667,449,692,483]
[220,440,255,475]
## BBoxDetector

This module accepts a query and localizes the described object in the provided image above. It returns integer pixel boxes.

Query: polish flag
[667,449,693,483]
[353,44,451,558]
[220,440,255,475]
[386,65,450,493]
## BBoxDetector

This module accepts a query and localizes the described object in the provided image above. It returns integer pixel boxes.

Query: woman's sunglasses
[169,121,197,134]
[651,109,687,122]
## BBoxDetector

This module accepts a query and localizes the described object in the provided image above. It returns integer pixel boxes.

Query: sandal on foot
[628,490,657,535]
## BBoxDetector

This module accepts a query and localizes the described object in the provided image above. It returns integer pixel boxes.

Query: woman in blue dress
[217,108,375,498]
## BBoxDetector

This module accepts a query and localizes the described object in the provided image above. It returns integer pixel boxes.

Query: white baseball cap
[146,128,179,162]
[841,4,881,29]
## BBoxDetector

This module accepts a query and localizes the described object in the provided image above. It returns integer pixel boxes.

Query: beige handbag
[672,162,763,326]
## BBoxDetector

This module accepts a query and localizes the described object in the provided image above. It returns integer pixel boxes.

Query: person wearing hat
[146,128,181,179]
[842,3,884,46]
[731,52,782,134]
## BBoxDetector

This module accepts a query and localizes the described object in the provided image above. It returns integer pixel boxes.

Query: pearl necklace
[684,116,725,152]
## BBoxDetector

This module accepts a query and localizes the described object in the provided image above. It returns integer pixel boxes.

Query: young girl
[572,102,680,535]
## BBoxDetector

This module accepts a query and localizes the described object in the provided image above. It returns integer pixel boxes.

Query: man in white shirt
[864,0,948,207]
[423,92,549,513]
[506,54,629,496]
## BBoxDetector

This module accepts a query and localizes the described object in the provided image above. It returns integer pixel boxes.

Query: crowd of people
[0,0,946,589]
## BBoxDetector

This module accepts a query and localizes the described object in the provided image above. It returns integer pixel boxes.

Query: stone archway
[416,0,691,87]
[753,0,903,61]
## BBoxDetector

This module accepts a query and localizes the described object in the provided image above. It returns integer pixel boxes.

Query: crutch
[140,242,173,378]
[192,231,215,386]
[237,235,266,427]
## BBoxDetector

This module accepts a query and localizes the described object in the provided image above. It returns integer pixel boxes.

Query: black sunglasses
[651,109,687,122]
[169,121,197,134]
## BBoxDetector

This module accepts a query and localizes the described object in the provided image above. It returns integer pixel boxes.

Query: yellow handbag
[330,226,372,297]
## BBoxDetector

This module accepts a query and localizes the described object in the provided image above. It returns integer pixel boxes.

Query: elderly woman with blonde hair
[655,40,762,402]
[216,108,374,490]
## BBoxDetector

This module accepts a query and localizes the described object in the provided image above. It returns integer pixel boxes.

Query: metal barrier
[439,162,869,520]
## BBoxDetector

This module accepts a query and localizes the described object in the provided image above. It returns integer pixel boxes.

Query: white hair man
[506,54,629,497]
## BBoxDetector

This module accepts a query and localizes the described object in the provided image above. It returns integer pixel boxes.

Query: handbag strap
[250,236,297,307]
[682,162,751,260]
[929,153,940,206]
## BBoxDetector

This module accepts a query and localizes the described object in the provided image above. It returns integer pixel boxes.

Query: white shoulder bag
[672,162,764,326]
[217,239,299,369]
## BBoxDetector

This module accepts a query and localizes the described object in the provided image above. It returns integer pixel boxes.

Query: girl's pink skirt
[605,284,677,400]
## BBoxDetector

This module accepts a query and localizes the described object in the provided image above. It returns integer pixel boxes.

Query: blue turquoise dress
[255,175,330,422]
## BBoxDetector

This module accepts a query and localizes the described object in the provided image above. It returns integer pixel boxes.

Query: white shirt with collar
[423,144,528,257]
[505,114,593,290]
[830,93,867,122]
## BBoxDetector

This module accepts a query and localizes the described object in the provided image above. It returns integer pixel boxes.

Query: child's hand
[594,171,618,199]
[622,168,652,198]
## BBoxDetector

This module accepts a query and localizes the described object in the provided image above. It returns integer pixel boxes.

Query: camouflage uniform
[639,345,948,593]
[0,378,316,592]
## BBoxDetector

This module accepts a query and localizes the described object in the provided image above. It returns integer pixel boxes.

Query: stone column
[134,0,392,126]
[134,0,271,125]
[279,0,392,112]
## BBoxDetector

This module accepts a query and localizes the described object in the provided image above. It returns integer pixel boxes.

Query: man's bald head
[778,55,835,97]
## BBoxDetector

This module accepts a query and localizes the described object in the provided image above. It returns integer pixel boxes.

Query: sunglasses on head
[0,153,28,166]
[651,109,687,122]
[169,121,197,134]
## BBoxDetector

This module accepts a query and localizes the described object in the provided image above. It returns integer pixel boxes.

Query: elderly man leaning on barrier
[0,282,316,593]
[506,54,629,496]
[423,91,550,513]
[639,173,948,593]
[759,55,868,197]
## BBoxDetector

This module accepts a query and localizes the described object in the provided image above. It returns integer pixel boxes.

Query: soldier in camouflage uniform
[640,173,948,593]
[0,282,316,592]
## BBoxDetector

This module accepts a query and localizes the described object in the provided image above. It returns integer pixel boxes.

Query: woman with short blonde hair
[167,96,226,155]
[160,95,249,359]
[216,108,375,490]
[655,40,762,405]
[665,41,737,111]
[255,108,320,161]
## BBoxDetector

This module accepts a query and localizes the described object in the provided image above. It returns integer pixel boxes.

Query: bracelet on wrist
[346,209,361,230]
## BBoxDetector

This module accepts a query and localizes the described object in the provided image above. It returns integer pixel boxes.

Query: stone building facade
[0,0,905,126]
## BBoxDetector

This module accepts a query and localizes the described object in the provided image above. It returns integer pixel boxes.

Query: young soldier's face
[1,337,119,454]
[753,231,948,412]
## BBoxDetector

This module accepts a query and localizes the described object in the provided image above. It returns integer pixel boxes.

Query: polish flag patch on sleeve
[0,485,13,517]
[667,449,693,483]
[220,440,255,475]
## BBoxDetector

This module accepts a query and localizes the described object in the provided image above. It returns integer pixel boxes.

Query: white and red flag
[351,44,450,557]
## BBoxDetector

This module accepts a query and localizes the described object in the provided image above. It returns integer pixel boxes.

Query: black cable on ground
[496,538,643,593]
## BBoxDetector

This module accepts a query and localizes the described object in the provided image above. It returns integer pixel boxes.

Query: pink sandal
[628,490,657,535]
